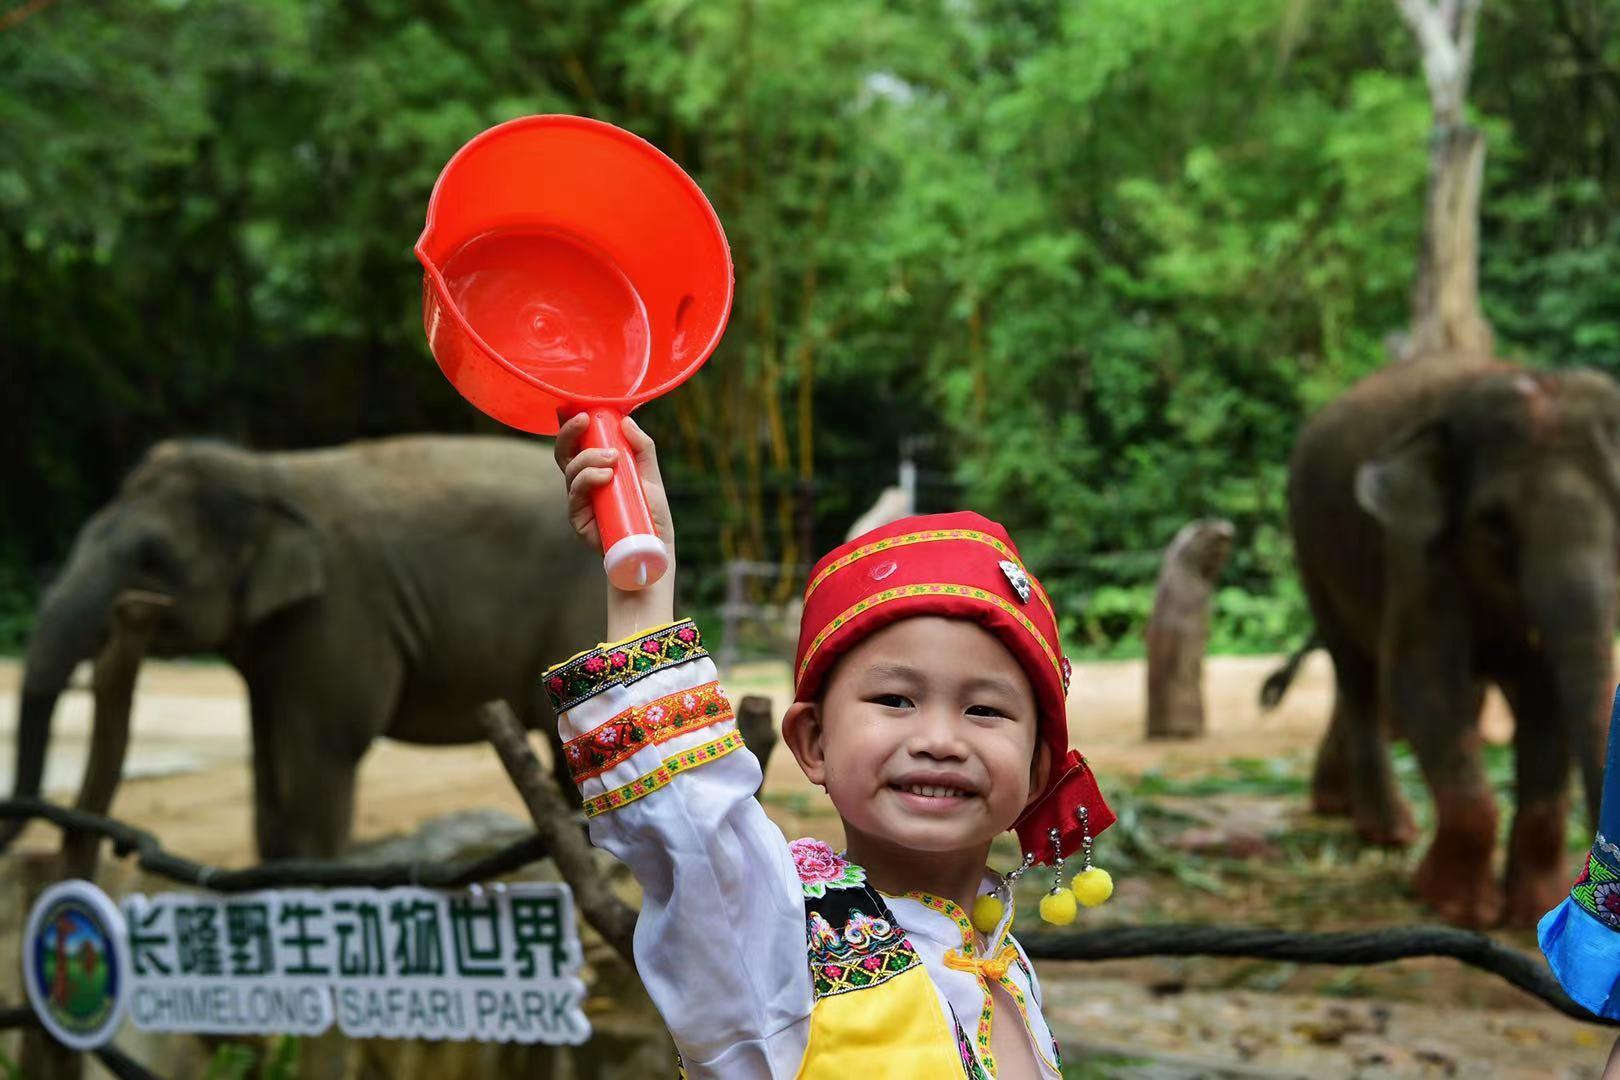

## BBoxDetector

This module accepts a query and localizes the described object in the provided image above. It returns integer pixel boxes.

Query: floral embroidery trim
[997,947,1061,1076]
[804,529,1056,623]
[1573,846,1620,929]
[544,620,706,713]
[903,890,975,946]
[1598,833,1620,861]
[564,682,732,785]
[581,730,746,818]
[798,583,1062,685]
[904,889,1056,1075]
[789,838,868,898]
[952,1008,992,1080]
[806,908,920,999]
[901,891,996,1068]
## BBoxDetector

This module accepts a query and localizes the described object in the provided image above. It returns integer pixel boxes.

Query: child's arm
[557,414,678,640]
[548,414,810,1073]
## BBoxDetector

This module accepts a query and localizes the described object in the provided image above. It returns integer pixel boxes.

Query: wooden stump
[736,695,778,792]
[1145,520,1234,740]
[19,591,172,1080]
[18,854,80,1080]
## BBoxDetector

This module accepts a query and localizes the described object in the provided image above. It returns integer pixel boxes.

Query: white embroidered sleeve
[542,619,811,1074]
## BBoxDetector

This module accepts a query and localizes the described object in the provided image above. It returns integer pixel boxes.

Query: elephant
[1285,358,1620,927]
[1,435,604,860]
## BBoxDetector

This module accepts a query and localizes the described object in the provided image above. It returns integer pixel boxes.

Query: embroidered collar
[885,875,1012,955]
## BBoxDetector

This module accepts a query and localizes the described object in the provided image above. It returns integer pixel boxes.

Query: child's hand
[554,411,677,637]
[554,412,676,557]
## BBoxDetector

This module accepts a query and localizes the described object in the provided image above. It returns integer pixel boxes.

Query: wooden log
[18,853,80,1080]
[736,695,778,792]
[21,591,171,1080]
[476,703,639,965]
[1146,520,1234,740]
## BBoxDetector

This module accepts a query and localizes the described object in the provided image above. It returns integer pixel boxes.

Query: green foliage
[1136,755,1311,799]
[4,0,1617,654]
[201,1037,299,1080]
[262,1036,301,1080]
[204,1043,256,1080]
[1063,1056,1153,1080]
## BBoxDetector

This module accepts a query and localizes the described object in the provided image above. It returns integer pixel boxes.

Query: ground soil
[0,652,1609,1078]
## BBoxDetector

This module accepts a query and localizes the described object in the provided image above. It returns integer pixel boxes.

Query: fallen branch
[477,702,639,965]
[0,798,551,891]
[1020,923,1613,1026]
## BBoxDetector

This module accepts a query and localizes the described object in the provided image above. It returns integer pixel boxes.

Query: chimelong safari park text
[121,884,589,1043]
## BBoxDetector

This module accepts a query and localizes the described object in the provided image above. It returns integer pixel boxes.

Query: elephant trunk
[1527,557,1616,829]
[0,566,120,849]
[1557,642,1615,830]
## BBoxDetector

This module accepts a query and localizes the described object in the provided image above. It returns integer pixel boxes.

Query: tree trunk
[1145,520,1234,740]
[19,855,81,1080]
[736,694,778,792]
[1393,0,1494,363]
[1405,122,1493,361]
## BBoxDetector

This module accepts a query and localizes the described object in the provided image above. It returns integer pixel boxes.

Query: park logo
[23,880,131,1050]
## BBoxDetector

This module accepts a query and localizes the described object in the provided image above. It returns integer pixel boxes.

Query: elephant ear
[243,502,327,625]
[1355,422,1449,542]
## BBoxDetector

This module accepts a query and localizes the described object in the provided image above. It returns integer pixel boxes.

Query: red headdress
[794,511,1112,864]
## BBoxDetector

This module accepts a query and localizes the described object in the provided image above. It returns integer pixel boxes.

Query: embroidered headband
[793,510,1112,864]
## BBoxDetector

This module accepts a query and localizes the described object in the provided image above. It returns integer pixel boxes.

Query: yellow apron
[794,880,984,1078]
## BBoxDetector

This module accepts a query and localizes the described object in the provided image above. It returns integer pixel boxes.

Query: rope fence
[0,797,552,892]
[2,796,1611,1034]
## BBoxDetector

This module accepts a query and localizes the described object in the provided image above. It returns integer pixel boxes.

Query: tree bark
[1392,0,1494,363]
[1146,520,1234,740]
[477,703,639,966]
[19,854,80,1080]
[736,695,778,792]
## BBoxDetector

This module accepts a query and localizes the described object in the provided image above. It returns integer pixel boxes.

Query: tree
[1393,0,1494,361]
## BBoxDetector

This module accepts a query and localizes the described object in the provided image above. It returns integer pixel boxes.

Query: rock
[347,808,536,866]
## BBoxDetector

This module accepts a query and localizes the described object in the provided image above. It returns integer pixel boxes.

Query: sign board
[23,880,591,1048]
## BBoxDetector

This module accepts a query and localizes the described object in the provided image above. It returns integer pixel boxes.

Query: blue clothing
[1538,685,1620,1019]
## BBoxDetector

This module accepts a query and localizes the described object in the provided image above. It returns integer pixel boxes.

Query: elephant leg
[1327,645,1415,846]
[1395,669,1499,928]
[1499,670,1574,929]
[1310,690,1353,817]
[250,683,377,860]
[256,736,361,861]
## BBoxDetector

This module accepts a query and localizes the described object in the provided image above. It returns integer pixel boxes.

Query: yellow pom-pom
[1072,866,1113,908]
[1038,887,1077,926]
[970,893,1004,934]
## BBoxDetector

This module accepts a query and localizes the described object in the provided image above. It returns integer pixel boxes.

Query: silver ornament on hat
[999,560,1032,604]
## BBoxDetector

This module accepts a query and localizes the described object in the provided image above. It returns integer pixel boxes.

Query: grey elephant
[1,435,602,859]
[1284,358,1620,927]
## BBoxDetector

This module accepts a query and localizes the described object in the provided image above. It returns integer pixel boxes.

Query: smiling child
[543,413,1113,1078]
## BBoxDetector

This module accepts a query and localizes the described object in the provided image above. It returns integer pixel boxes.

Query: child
[545,414,1113,1078]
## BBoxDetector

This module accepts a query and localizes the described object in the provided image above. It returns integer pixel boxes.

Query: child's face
[785,616,1047,856]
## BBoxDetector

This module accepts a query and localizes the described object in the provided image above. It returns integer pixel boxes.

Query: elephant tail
[1259,633,1320,711]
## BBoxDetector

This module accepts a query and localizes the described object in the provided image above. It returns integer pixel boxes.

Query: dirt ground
[1,652,1612,1078]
